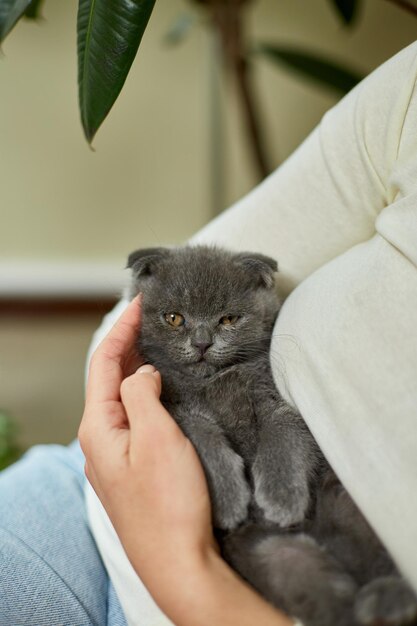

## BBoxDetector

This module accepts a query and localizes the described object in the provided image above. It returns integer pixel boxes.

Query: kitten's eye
[164,312,185,328]
[219,315,239,326]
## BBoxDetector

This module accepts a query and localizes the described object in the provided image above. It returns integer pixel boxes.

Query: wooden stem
[384,0,417,17]
[209,0,272,180]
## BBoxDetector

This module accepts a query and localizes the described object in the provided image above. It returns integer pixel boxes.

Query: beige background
[0,0,416,448]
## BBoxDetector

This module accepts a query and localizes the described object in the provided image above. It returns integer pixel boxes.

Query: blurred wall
[0,0,416,448]
[0,314,99,446]
[1,0,417,264]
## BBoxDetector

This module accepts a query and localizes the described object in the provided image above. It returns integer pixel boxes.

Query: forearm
[138,547,294,626]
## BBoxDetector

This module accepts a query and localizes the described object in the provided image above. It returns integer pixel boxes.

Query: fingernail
[137,364,156,374]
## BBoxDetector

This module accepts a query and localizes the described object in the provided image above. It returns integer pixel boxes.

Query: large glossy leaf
[77,0,156,143]
[330,0,359,25]
[0,0,33,42]
[256,44,363,94]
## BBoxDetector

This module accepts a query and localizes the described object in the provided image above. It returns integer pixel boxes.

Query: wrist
[144,541,219,618]
[124,531,218,616]
[154,545,293,626]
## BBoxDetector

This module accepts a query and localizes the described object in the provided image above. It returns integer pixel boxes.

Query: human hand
[78,296,216,608]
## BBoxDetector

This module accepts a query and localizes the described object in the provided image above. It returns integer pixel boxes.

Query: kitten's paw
[210,449,251,530]
[253,465,310,527]
[355,577,417,626]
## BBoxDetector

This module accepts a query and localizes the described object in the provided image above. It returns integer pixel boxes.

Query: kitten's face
[128,246,280,378]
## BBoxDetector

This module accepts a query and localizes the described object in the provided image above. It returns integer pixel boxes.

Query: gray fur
[128,244,417,626]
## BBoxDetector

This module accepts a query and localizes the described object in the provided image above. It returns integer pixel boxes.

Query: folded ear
[126,247,170,277]
[234,252,278,289]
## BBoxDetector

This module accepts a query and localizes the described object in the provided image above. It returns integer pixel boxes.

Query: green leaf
[330,0,360,25]
[0,446,22,471]
[0,0,33,42]
[24,0,44,19]
[0,410,22,470]
[77,0,157,144]
[0,410,16,438]
[256,44,363,94]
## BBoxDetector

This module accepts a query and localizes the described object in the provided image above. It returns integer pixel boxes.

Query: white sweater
[86,41,417,625]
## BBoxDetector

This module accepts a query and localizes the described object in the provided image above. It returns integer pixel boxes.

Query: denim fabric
[107,583,130,626]
[0,441,127,626]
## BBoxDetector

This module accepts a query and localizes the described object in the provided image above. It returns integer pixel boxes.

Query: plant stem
[204,0,272,180]
[384,0,417,17]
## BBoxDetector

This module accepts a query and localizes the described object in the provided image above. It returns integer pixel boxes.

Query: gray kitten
[128,245,417,626]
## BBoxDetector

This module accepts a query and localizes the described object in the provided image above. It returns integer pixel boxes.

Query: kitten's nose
[193,341,213,355]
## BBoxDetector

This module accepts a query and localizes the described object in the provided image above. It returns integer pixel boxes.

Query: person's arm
[78,297,294,626]
[191,44,417,297]
[158,549,294,626]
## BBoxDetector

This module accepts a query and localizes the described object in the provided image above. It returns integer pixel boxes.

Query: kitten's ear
[127,247,170,277]
[234,252,278,289]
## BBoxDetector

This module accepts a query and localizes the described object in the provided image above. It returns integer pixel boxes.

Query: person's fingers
[86,295,142,404]
[120,364,162,411]
[78,400,129,462]
[120,365,185,455]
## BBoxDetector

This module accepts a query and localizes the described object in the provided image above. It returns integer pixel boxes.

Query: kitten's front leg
[252,400,320,527]
[174,409,251,530]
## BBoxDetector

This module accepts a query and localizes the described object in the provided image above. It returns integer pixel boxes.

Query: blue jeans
[0,441,127,626]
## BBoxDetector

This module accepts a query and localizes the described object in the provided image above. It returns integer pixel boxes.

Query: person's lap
[0,440,126,626]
